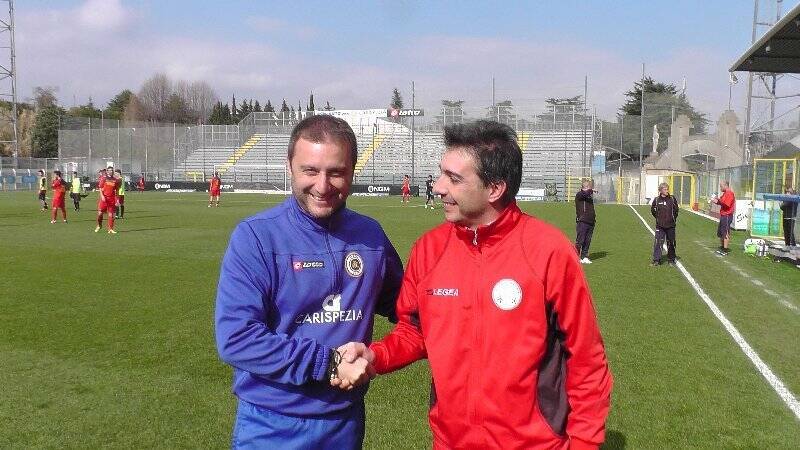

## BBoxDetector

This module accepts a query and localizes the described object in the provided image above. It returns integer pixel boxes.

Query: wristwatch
[327,348,342,381]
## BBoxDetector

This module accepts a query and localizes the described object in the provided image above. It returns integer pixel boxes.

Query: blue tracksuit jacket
[215,196,403,417]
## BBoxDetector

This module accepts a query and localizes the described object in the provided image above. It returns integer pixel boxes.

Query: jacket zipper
[324,232,341,293]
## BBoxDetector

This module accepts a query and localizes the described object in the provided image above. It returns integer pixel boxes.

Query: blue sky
[15,0,800,120]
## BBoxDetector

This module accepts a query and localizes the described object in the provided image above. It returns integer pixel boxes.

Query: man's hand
[338,342,375,364]
[331,357,376,390]
[329,342,376,390]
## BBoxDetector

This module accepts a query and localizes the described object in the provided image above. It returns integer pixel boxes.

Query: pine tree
[618,76,708,156]
[239,99,251,118]
[391,88,403,109]
[265,100,274,113]
[254,100,262,112]
[231,94,238,121]
[222,103,233,124]
[308,93,315,112]
[208,101,225,125]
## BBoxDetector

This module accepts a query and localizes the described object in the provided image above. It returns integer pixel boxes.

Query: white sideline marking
[628,205,800,421]
[692,240,799,314]
[685,207,720,222]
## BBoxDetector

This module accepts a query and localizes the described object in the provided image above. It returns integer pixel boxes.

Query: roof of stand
[731,2,800,73]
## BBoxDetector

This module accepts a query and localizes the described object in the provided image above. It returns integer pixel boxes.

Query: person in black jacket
[780,187,797,247]
[574,179,596,264]
[650,182,679,266]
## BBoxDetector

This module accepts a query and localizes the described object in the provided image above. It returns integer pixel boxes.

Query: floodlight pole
[411,80,416,185]
[130,128,135,177]
[582,75,588,177]
[639,63,645,204]
[0,0,20,164]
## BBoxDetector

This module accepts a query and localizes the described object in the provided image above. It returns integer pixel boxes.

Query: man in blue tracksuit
[215,115,403,449]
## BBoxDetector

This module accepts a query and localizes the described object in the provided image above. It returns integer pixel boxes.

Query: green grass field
[1,191,799,448]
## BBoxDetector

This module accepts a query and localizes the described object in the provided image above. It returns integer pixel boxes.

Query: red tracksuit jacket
[371,202,612,449]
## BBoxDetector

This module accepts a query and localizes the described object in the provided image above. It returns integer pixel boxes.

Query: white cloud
[77,0,134,31]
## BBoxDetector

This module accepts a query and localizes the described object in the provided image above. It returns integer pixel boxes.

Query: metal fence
[20,91,760,201]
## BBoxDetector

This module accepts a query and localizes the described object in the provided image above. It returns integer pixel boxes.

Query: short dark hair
[54,170,62,177]
[38,169,44,175]
[288,115,357,168]
[443,120,522,205]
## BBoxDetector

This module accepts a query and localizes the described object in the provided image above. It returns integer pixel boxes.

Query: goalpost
[213,164,289,192]
[565,166,593,201]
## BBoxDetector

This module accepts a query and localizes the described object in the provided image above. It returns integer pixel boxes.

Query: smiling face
[288,137,354,219]
[433,147,502,228]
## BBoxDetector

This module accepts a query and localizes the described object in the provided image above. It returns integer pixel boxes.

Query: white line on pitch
[692,240,798,313]
[629,205,800,421]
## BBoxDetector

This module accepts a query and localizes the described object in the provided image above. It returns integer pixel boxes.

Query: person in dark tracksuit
[575,179,596,264]
[781,187,797,247]
[650,182,679,266]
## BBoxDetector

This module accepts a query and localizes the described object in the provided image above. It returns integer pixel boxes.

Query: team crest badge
[344,252,363,277]
[491,278,522,310]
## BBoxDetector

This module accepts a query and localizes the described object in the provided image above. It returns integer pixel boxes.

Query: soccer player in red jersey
[137,175,145,192]
[50,170,68,223]
[208,172,221,207]
[401,174,411,204]
[95,167,120,234]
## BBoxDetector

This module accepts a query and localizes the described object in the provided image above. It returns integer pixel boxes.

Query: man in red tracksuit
[336,120,612,449]
[712,180,736,255]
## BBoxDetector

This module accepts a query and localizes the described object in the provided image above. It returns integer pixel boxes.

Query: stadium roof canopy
[731,2,800,73]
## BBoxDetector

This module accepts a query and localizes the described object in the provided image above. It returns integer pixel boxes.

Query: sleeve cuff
[312,346,333,382]
[369,342,388,374]
[569,437,600,450]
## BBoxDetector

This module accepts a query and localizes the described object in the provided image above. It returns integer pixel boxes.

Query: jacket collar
[288,195,347,232]
[454,201,522,248]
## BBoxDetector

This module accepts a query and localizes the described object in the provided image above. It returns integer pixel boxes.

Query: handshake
[329,342,376,390]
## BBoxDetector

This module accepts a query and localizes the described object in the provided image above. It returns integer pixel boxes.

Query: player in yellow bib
[114,169,126,219]
[37,169,48,211]
[70,171,83,211]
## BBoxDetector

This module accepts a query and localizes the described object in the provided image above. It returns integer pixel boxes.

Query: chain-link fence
[37,90,757,202]
[1,156,61,190]
[58,117,201,181]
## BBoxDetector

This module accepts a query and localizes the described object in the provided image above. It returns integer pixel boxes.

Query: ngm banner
[350,184,420,196]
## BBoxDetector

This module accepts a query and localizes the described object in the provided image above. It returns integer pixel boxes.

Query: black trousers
[653,227,676,263]
[783,218,796,246]
[575,221,594,259]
